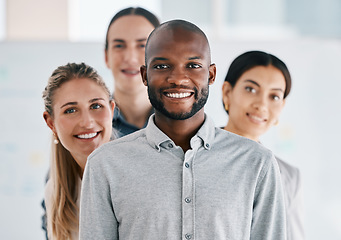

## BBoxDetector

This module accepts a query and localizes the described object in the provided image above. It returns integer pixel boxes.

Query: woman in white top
[222,51,304,240]
[42,62,114,239]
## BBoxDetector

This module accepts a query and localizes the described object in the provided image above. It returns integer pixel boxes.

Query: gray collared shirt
[80,114,286,240]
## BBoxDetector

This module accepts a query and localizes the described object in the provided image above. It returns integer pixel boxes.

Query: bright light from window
[0,0,5,40]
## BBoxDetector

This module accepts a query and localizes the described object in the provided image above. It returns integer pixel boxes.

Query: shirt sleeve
[79,156,118,240]
[251,154,287,240]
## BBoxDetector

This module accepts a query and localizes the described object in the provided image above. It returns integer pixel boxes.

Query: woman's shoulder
[275,157,302,196]
[276,157,300,179]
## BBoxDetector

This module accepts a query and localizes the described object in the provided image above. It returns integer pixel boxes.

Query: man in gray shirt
[80,19,286,240]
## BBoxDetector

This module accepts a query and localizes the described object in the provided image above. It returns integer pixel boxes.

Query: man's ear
[140,65,148,86]
[222,81,232,109]
[208,63,216,85]
[43,111,55,133]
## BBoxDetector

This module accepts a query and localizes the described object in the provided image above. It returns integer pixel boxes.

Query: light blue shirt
[80,114,286,240]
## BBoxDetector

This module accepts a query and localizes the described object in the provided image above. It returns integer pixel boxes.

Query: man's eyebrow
[149,57,169,63]
[188,56,201,60]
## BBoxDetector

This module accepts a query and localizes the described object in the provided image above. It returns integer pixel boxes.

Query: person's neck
[114,90,152,128]
[154,111,206,152]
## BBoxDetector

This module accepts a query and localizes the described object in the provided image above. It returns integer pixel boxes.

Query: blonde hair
[42,62,111,239]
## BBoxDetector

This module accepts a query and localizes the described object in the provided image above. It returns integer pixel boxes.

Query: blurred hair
[105,7,160,51]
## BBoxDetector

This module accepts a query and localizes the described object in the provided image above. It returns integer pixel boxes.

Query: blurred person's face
[44,78,114,170]
[105,15,155,96]
[222,65,286,141]
[141,27,216,120]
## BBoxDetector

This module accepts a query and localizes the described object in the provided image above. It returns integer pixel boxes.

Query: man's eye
[91,103,102,109]
[64,108,76,114]
[154,64,168,69]
[188,63,201,69]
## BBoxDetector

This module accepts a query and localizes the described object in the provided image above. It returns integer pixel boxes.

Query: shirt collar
[145,114,215,152]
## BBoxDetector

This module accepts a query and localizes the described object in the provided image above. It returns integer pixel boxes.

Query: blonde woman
[42,62,114,239]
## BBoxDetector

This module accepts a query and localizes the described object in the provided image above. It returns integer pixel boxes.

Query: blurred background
[0,0,340,239]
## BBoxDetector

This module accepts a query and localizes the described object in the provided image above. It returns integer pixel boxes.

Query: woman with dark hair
[222,50,304,240]
[105,7,160,137]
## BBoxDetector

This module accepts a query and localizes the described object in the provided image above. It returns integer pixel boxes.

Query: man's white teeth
[77,132,98,139]
[167,92,191,98]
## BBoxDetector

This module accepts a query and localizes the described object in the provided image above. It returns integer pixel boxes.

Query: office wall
[0,38,340,239]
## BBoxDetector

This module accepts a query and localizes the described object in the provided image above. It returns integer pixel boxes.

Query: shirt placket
[182,138,200,240]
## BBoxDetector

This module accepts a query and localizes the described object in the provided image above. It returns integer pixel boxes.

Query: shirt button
[185,162,190,168]
[185,198,191,203]
[205,143,210,148]
[185,233,192,239]
[168,143,173,148]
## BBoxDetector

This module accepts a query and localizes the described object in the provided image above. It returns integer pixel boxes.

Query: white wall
[0,38,341,239]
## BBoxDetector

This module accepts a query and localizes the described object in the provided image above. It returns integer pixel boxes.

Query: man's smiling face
[141,25,216,120]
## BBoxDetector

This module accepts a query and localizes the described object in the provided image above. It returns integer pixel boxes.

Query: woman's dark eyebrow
[137,38,147,42]
[244,79,260,87]
[113,39,124,43]
[244,79,284,92]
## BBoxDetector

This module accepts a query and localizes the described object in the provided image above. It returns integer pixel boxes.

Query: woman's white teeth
[77,132,97,139]
[249,115,264,121]
[167,92,191,98]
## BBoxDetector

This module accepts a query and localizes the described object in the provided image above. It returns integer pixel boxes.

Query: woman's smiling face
[223,65,286,141]
[47,78,114,169]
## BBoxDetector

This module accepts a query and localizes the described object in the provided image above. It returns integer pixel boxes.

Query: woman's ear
[110,100,115,118]
[222,81,232,109]
[43,111,55,133]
